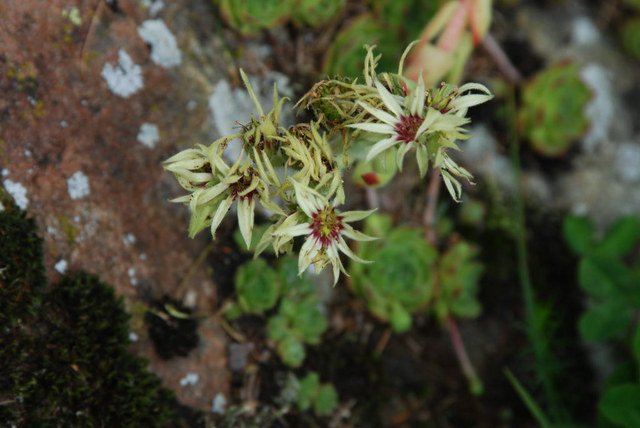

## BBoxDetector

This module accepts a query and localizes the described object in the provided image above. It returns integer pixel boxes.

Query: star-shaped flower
[272,180,375,285]
[164,140,281,248]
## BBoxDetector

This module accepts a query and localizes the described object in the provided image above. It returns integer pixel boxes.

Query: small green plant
[225,257,328,367]
[295,372,338,416]
[349,213,437,332]
[216,0,344,35]
[564,215,640,428]
[279,371,338,417]
[564,216,640,342]
[519,63,591,157]
[350,213,483,333]
[216,0,291,35]
[434,240,483,321]
[291,0,345,28]
[323,14,387,78]
[233,258,280,315]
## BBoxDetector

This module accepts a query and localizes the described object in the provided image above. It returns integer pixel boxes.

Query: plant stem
[507,86,564,420]
[422,168,482,394]
[446,315,483,395]
[365,187,380,210]
[422,169,441,245]
[481,34,523,85]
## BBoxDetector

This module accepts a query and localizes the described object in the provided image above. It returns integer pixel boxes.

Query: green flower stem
[446,315,483,395]
[507,85,565,420]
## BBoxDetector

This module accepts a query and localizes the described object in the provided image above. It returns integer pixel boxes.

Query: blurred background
[1,0,639,426]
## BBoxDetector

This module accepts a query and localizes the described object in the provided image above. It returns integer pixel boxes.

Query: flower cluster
[164,45,492,284]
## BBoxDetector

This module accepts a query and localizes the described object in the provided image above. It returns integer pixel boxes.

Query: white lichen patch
[179,372,200,387]
[129,331,139,342]
[128,267,138,286]
[62,6,82,26]
[572,17,599,45]
[137,123,160,148]
[67,171,90,200]
[54,259,68,274]
[141,0,165,17]
[211,393,227,414]
[137,20,182,68]
[3,179,28,210]
[581,64,614,151]
[101,49,144,98]
[123,233,137,246]
[615,142,640,182]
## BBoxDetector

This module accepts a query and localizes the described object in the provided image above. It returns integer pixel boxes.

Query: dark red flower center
[394,114,422,143]
[230,173,256,201]
[311,207,344,248]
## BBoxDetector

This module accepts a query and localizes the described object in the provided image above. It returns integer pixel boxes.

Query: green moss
[0,206,182,426]
[0,205,46,323]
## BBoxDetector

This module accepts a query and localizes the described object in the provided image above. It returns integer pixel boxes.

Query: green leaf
[235,259,279,314]
[438,241,483,320]
[278,336,306,368]
[297,372,320,411]
[291,0,344,28]
[223,302,243,320]
[599,384,640,428]
[278,256,315,297]
[563,216,594,255]
[633,326,640,371]
[579,301,633,342]
[389,301,412,333]
[314,384,338,416]
[290,297,328,344]
[266,314,289,342]
[578,257,620,299]
[596,217,640,258]
[323,15,387,78]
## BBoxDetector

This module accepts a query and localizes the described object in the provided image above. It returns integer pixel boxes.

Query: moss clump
[0,204,181,426]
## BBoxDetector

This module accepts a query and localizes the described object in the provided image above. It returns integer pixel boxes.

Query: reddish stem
[445,315,483,395]
[422,169,441,245]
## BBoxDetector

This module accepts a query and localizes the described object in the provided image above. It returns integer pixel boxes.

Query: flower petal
[337,238,370,264]
[347,122,396,135]
[298,237,320,275]
[341,225,377,242]
[210,196,233,238]
[341,209,376,222]
[275,222,312,238]
[375,80,403,117]
[198,181,231,205]
[237,197,255,249]
[365,137,398,163]
[358,101,398,126]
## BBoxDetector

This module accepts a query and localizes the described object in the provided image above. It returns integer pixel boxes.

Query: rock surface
[0,0,239,410]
